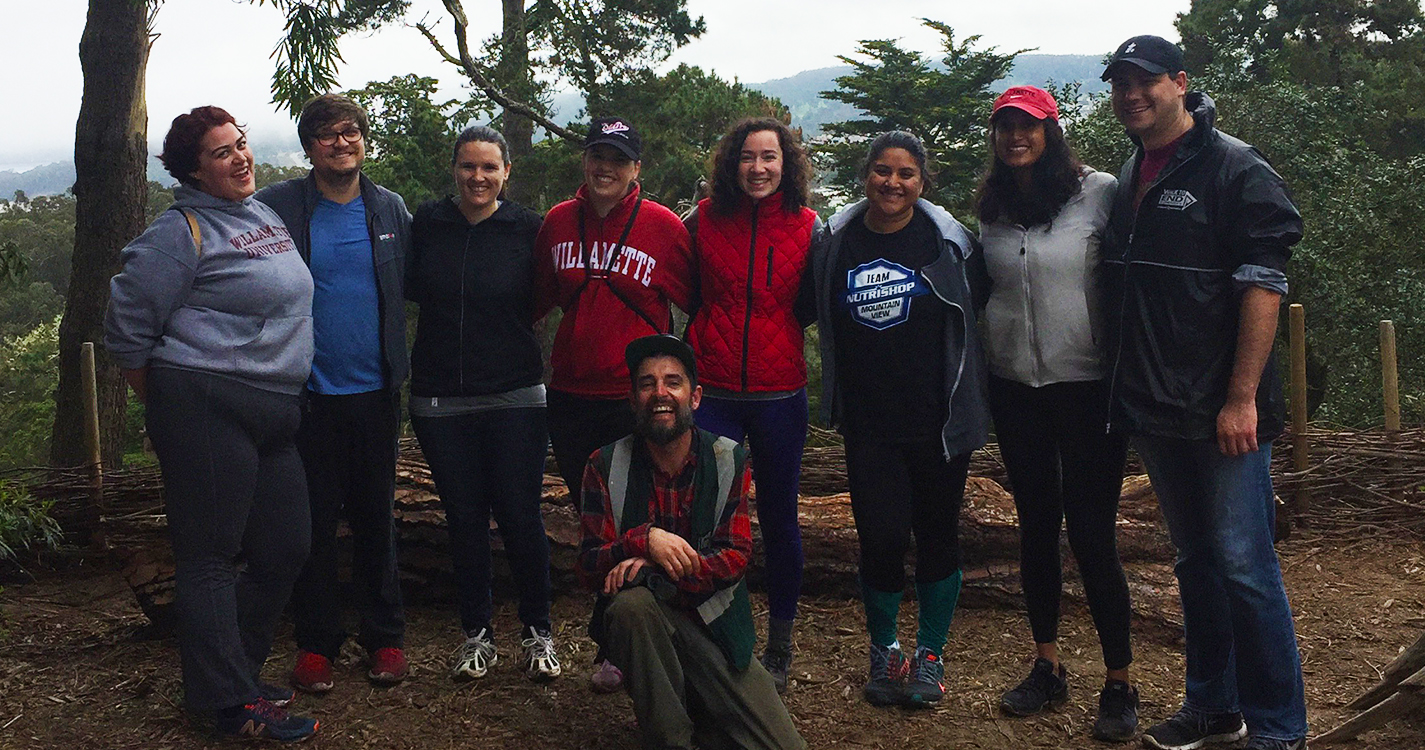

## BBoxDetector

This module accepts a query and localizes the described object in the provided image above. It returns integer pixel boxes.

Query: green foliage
[0,480,64,562]
[529,0,706,110]
[259,0,412,116]
[817,19,1019,212]
[254,163,308,191]
[0,316,60,471]
[346,75,491,208]
[1178,0,1425,157]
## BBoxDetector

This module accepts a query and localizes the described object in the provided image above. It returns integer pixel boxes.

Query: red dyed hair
[159,106,240,186]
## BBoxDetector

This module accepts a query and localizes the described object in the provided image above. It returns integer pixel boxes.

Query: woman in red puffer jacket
[684,117,819,693]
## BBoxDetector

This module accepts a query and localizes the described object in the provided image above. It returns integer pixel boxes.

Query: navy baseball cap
[1101,35,1186,81]
[585,116,643,161]
[625,335,697,385]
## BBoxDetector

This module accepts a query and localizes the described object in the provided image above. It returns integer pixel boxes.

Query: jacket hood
[173,185,260,212]
[1187,91,1216,130]
[427,194,528,225]
[827,198,976,256]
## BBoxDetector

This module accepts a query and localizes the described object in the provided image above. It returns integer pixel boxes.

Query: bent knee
[605,586,661,627]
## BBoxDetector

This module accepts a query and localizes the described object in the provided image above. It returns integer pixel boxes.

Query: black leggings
[988,375,1132,670]
[547,389,636,504]
[845,436,969,592]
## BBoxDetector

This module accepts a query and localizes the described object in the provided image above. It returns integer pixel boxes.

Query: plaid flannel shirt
[578,434,753,611]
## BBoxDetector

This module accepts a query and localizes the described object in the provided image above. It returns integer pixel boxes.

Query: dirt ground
[2,531,1424,750]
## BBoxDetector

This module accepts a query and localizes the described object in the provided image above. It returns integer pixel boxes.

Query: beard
[635,399,695,445]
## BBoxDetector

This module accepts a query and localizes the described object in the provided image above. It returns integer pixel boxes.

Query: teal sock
[861,579,903,648]
[915,569,963,656]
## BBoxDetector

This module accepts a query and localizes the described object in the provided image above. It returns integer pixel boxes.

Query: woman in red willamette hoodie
[532,116,692,691]
[683,118,819,693]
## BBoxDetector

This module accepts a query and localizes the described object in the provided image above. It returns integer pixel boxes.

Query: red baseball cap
[991,86,1060,123]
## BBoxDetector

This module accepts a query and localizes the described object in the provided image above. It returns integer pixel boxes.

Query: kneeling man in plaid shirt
[578,335,804,750]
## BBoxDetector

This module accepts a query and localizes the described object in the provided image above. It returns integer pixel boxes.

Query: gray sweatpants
[145,367,311,711]
[603,587,805,750]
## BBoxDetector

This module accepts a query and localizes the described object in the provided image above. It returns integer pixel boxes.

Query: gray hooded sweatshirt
[105,186,314,394]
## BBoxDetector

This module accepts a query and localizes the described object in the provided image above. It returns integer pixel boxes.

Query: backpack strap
[178,208,202,257]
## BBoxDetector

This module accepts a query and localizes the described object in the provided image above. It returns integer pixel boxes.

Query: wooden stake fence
[1381,320,1401,434]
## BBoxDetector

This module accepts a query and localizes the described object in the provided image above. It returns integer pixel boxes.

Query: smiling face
[190,123,255,202]
[631,355,701,446]
[583,144,641,213]
[863,147,924,225]
[1110,66,1190,146]
[305,119,365,181]
[453,140,510,218]
[737,129,784,202]
[992,108,1048,171]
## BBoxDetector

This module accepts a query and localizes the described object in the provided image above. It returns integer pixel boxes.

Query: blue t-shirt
[308,195,385,394]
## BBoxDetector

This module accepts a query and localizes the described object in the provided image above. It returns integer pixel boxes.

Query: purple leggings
[694,391,808,622]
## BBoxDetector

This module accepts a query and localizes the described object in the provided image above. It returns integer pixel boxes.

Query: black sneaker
[761,647,793,694]
[1142,706,1247,750]
[862,643,907,707]
[999,657,1068,716]
[902,645,946,706]
[1244,738,1306,750]
[1091,680,1139,742]
[214,697,319,742]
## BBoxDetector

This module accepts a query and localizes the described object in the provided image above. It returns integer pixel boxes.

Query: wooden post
[1381,321,1401,434]
[80,342,103,505]
[1289,304,1309,519]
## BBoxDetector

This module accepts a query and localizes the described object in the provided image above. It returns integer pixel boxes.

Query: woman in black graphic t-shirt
[810,131,991,710]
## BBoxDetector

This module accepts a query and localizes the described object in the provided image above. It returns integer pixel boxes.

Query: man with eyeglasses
[257,93,413,694]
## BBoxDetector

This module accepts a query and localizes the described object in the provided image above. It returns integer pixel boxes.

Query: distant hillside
[757,53,1107,134]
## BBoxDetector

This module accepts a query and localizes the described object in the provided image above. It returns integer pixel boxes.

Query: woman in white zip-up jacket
[976,86,1137,743]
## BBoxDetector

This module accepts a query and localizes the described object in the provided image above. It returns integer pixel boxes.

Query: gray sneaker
[1142,706,1247,750]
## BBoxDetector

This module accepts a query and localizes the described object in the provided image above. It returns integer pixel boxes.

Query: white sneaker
[452,628,497,681]
[521,626,562,681]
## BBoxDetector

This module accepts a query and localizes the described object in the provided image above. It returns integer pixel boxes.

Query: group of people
[103,33,1307,750]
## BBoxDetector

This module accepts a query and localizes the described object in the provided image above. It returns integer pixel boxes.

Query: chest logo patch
[1157,189,1198,210]
[842,259,929,330]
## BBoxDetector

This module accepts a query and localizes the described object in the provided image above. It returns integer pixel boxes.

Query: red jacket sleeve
[577,456,652,590]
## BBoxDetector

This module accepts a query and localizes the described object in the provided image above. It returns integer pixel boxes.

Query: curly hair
[708,118,812,215]
[159,106,241,187]
[976,115,1084,227]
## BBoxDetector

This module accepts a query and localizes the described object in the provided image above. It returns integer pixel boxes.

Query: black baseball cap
[1101,35,1186,81]
[584,116,643,161]
[625,335,697,385]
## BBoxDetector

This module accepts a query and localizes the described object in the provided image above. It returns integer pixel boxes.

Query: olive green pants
[603,587,805,750]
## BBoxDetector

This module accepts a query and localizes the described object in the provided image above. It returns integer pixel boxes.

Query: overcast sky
[2,0,1190,171]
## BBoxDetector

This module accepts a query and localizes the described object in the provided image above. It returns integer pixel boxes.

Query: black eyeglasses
[315,127,363,146]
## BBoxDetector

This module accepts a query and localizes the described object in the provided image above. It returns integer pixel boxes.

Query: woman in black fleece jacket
[406,126,561,683]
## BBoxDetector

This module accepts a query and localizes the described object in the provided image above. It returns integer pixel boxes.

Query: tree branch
[418,0,580,143]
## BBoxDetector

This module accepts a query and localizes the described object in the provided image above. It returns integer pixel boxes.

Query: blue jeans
[1133,436,1306,741]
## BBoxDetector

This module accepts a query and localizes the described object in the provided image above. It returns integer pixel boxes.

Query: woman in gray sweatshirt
[104,106,319,742]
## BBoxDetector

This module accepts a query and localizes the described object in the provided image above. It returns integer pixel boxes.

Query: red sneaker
[367,647,409,685]
[291,650,334,694]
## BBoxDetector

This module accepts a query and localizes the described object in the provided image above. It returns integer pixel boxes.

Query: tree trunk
[499,0,536,205]
[51,0,151,469]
